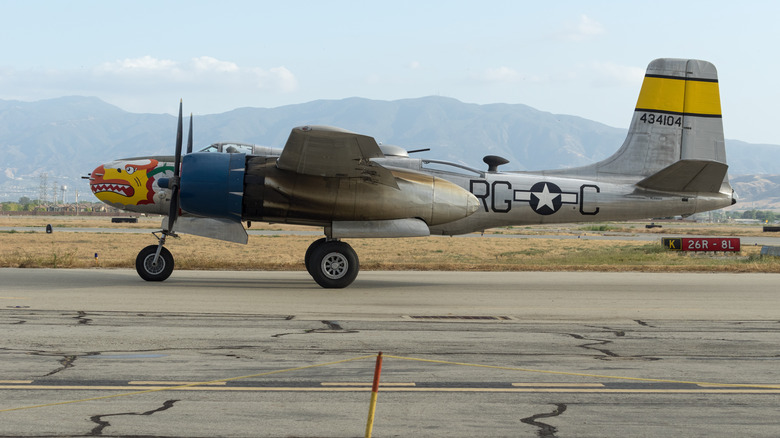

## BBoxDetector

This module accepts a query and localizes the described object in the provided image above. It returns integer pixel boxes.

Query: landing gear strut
[305,239,359,288]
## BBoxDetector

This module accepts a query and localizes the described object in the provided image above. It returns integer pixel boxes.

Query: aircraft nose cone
[87,157,171,215]
[89,162,138,202]
[430,177,482,225]
[467,192,479,215]
[89,165,105,192]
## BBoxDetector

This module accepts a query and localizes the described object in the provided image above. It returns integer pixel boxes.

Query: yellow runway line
[0,354,376,413]
[322,382,415,387]
[128,381,227,386]
[511,383,604,387]
[384,354,780,390]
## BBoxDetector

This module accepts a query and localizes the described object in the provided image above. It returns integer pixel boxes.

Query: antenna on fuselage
[483,155,509,172]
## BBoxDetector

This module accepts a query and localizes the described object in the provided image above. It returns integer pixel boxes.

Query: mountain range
[1,96,778,208]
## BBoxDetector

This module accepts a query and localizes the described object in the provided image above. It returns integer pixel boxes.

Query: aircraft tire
[305,238,328,276]
[309,241,359,288]
[135,245,175,282]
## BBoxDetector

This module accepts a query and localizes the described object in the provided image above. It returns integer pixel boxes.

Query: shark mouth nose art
[90,182,134,197]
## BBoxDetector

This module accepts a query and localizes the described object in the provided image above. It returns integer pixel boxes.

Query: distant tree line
[707,209,777,223]
[1,197,111,213]
[1,197,42,212]
[735,209,777,222]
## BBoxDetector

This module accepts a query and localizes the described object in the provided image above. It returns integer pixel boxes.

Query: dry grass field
[1,215,779,272]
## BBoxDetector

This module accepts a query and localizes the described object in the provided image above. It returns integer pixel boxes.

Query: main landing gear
[304,238,359,289]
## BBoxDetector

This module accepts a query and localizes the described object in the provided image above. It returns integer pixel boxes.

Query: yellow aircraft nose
[89,163,137,200]
[88,158,173,214]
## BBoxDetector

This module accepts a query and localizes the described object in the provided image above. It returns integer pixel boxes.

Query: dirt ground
[2,215,778,272]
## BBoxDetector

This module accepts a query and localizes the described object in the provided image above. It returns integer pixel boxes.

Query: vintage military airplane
[88,58,736,288]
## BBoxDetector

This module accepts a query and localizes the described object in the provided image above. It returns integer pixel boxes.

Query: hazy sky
[1,0,778,144]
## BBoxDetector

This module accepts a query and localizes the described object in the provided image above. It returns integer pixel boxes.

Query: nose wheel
[305,239,359,288]
[136,244,174,281]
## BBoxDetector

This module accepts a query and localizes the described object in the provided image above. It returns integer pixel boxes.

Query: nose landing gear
[136,243,174,281]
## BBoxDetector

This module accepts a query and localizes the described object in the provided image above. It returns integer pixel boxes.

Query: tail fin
[594,59,729,192]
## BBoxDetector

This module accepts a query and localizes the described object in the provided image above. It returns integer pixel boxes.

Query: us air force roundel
[514,182,578,215]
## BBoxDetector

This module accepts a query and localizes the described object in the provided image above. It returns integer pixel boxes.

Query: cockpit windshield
[224,143,255,154]
[198,142,256,154]
[195,142,283,156]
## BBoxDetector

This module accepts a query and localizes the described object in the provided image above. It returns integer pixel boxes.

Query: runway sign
[662,237,740,252]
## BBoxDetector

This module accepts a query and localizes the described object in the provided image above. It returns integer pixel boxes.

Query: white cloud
[192,56,239,73]
[408,61,421,70]
[267,66,298,92]
[0,56,300,113]
[97,56,255,81]
[557,14,606,42]
[576,15,605,37]
[95,56,298,93]
[98,56,178,74]
[4,168,20,180]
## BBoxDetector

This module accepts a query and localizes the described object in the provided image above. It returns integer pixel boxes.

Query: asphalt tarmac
[1,268,779,437]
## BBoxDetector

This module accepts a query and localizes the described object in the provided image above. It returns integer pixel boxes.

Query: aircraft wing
[276,125,398,189]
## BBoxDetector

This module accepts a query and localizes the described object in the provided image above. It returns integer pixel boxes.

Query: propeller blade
[186,113,193,154]
[167,185,180,233]
[166,100,184,233]
[173,100,183,177]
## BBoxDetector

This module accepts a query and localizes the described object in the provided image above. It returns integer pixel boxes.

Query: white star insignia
[533,183,560,211]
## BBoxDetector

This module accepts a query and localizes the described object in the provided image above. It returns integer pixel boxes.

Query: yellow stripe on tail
[635,75,721,117]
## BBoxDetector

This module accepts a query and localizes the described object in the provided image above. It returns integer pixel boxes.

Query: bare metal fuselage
[94,152,733,236]
[378,157,733,235]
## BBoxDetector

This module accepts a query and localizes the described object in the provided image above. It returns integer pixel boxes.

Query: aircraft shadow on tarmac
[136,272,428,290]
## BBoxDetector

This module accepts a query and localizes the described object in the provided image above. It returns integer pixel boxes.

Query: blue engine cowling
[179,152,245,221]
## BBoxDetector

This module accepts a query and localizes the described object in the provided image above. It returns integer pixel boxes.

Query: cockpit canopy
[199,142,282,156]
[378,144,409,157]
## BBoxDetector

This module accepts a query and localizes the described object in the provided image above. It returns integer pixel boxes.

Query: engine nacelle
[243,156,479,227]
[179,152,245,221]
[178,153,479,230]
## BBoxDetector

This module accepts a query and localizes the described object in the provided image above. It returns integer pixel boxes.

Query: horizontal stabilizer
[636,160,728,193]
[162,216,248,244]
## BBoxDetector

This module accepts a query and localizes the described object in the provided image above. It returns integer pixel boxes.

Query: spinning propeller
[137,101,194,280]
[164,100,193,235]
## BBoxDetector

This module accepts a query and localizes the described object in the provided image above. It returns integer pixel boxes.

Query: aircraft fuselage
[91,153,733,237]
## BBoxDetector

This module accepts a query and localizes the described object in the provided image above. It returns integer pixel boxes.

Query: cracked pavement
[1,269,780,437]
[2,309,780,436]
[521,403,567,438]
[89,399,179,436]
